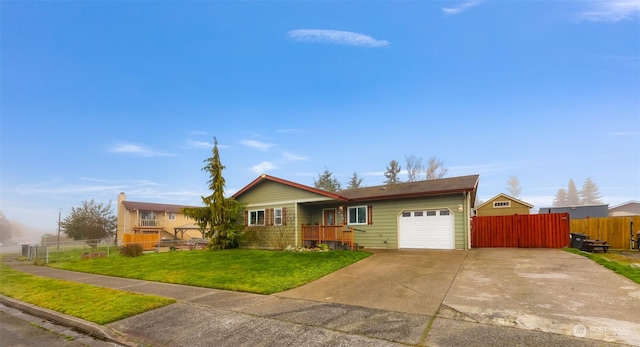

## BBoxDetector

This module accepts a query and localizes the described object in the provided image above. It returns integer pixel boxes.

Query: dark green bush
[120,244,143,257]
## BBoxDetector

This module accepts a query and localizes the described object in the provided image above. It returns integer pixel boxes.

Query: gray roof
[338,175,479,201]
[122,201,194,213]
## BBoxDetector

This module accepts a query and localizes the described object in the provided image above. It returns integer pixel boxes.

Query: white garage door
[398,209,455,249]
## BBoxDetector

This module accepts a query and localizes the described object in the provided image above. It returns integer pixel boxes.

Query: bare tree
[346,172,364,189]
[404,155,423,182]
[425,156,448,180]
[506,175,522,197]
[384,160,402,184]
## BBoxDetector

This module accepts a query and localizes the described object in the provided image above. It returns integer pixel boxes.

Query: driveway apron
[277,249,467,316]
[441,248,640,346]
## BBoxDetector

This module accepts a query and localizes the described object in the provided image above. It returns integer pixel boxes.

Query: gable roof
[232,174,349,201]
[608,200,640,210]
[475,193,534,210]
[338,175,479,201]
[121,201,193,213]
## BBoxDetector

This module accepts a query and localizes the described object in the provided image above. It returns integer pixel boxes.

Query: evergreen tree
[506,175,522,197]
[580,178,603,205]
[182,137,243,250]
[384,160,402,184]
[313,168,342,192]
[346,172,364,189]
[553,188,568,207]
[0,211,12,244]
[567,179,580,206]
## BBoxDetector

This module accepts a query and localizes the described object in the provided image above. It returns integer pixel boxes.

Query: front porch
[301,225,355,250]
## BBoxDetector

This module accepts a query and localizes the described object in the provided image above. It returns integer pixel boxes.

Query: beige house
[475,193,533,217]
[116,193,203,248]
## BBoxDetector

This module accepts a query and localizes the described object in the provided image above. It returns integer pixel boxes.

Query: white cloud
[241,140,274,151]
[283,151,308,161]
[442,0,484,15]
[288,29,389,47]
[277,128,299,133]
[579,0,640,22]
[109,142,175,157]
[186,139,213,149]
[251,161,276,174]
[608,131,640,136]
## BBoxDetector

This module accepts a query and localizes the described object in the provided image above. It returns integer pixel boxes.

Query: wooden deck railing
[302,225,355,250]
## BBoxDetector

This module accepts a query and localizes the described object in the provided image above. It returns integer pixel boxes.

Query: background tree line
[553,178,603,207]
[313,155,448,192]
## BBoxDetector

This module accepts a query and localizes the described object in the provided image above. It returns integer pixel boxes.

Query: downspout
[295,203,299,247]
[466,191,472,250]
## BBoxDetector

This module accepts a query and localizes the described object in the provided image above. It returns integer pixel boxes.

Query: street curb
[0,295,140,347]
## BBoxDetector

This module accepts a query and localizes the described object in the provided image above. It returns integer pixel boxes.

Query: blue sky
[2,1,639,235]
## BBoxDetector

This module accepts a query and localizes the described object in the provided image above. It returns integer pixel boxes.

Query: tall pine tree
[580,178,603,205]
[384,160,402,184]
[567,179,580,206]
[553,188,568,207]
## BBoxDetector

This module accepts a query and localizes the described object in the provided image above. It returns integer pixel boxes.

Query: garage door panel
[399,210,454,249]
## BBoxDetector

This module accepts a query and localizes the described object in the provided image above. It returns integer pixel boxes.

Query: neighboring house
[474,193,533,216]
[232,174,479,250]
[608,201,640,217]
[116,193,203,246]
[538,204,609,219]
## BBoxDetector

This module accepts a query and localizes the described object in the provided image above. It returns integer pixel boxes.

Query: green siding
[347,194,468,250]
[236,179,472,250]
[237,180,331,206]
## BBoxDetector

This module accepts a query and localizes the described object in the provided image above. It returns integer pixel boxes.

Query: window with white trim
[168,213,176,220]
[274,208,283,226]
[249,210,265,226]
[348,206,367,225]
[493,201,511,208]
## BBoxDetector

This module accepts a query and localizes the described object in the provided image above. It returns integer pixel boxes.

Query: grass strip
[563,248,640,284]
[49,249,372,294]
[0,263,175,324]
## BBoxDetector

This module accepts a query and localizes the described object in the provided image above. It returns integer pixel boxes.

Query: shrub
[120,244,143,257]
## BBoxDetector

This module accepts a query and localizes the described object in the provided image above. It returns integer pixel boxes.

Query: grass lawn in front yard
[0,263,175,324]
[48,249,372,294]
[563,248,640,284]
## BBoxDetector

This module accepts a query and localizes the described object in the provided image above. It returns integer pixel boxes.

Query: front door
[323,209,337,226]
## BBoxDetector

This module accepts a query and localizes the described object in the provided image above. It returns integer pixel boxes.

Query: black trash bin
[22,244,29,257]
[570,233,587,249]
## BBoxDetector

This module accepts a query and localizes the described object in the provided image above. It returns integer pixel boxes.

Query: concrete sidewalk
[2,250,638,346]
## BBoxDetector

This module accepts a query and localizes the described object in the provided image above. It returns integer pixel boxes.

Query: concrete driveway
[279,248,640,346]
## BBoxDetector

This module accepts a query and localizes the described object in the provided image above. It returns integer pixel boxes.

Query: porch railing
[302,225,355,250]
[136,219,165,228]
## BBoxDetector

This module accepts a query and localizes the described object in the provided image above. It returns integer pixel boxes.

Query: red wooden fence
[471,213,570,248]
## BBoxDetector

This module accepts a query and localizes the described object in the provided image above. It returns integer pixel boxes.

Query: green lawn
[0,263,175,324]
[49,249,372,294]
[563,248,640,284]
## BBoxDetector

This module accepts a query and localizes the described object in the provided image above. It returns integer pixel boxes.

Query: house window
[402,212,411,217]
[348,206,367,225]
[274,208,283,226]
[168,213,176,220]
[414,211,424,217]
[426,210,437,216]
[439,210,450,216]
[493,201,511,208]
[249,210,265,226]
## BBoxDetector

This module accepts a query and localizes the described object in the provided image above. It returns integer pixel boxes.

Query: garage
[398,209,455,249]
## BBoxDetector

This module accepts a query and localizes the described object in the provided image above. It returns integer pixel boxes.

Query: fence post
[46,246,49,265]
